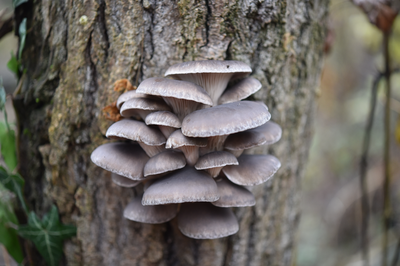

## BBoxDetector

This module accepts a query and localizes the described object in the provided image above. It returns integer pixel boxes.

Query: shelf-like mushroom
[144,150,186,178]
[145,111,182,138]
[111,173,140,188]
[218,77,262,105]
[165,60,251,106]
[212,177,255,207]
[177,202,239,239]
[142,167,219,205]
[120,97,171,120]
[116,90,153,109]
[195,151,238,178]
[223,154,281,186]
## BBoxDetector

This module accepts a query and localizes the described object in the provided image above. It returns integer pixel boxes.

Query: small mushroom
[106,119,166,157]
[116,90,153,109]
[195,151,238,178]
[218,77,262,105]
[224,121,282,157]
[136,77,213,120]
[124,195,179,224]
[144,150,186,177]
[222,154,281,186]
[111,173,140,188]
[165,60,251,106]
[145,111,182,138]
[212,177,255,207]
[142,167,219,205]
[90,142,149,180]
[120,97,171,120]
[177,202,239,239]
[165,129,207,166]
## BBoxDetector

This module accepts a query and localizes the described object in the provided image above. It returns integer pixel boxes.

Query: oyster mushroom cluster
[91,60,282,239]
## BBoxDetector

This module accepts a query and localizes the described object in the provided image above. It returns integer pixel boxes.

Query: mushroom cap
[111,173,140,188]
[144,150,186,177]
[224,121,282,151]
[212,178,255,207]
[124,196,179,224]
[165,60,251,75]
[120,97,171,118]
[142,167,219,205]
[181,101,271,137]
[106,119,166,146]
[166,129,207,149]
[116,90,151,109]
[218,77,262,105]
[222,154,281,186]
[136,77,213,106]
[145,111,182,128]
[177,202,239,239]
[90,143,149,180]
[195,151,238,170]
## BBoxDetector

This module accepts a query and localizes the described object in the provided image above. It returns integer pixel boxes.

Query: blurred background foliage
[0,0,400,265]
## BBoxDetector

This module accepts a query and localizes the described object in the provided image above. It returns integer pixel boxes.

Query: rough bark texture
[14,0,328,265]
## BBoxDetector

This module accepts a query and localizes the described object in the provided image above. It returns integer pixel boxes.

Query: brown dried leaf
[102,102,122,122]
[352,0,398,32]
[113,79,136,93]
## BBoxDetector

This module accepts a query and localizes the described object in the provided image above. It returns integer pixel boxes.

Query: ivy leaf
[18,205,76,266]
[18,18,27,59]
[13,0,28,8]
[7,53,20,77]
[0,167,27,213]
[0,77,6,111]
[0,122,17,171]
[0,184,24,263]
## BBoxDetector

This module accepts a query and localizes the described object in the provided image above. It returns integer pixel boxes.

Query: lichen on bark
[15,0,328,265]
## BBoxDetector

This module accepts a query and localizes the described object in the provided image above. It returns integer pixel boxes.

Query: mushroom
[120,97,171,120]
[222,154,281,186]
[177,202,239,239]
[212,177,255,207]
[218,77,262,105]
[106,119,166,157]
[90,142,149,180]
[145,111,181,138]
[165,60,251,106]
[165,129,207,166]
[144,150,186,178]
[116,90,154,109]
[181,101,271,154]
[111,173,140,188]
[142,167,219,205]
[124,195,179,224]
[195,151,238,178]
[136,77,213,120]
[224,121,282,157]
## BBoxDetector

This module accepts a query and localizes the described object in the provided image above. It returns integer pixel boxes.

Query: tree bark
[14,0,328,265]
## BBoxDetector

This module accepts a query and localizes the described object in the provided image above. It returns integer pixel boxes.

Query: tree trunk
[14,0,328,265]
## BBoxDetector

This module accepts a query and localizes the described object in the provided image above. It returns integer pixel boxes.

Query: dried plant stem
[359,71,381,266]
[382,31,392,266]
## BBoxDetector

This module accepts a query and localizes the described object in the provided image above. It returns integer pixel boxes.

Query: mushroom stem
[139,143,165,157]
[180,146,199,166]
[163,97,201,121]
[206,167,224,178]
[200,135,228,156]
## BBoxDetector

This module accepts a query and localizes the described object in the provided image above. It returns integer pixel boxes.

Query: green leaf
[13,0,28,8]
[0,167,27,213]
[7,53,20,77]
[0,122,17,171]
[0,184,24,263]
[0,77,6,111]
[18,205,76,266]
[18,18,27,59]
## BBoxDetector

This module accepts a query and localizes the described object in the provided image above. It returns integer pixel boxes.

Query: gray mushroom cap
[182,101,271,138]
[124,196,179,224]
[120,97,171,119]
[145,111,182,128]
[111,173,140,188]
[142,167,219,205]
[144,150,186,177]
[218,77,262,105]
[106,119,166,146]
[116,90,151,109]
[222,154,281,186]
[212,177,255,207]
[224,121,282,151]
[90,143,149,180]
[177,202,239,239]
[195,151,238,177]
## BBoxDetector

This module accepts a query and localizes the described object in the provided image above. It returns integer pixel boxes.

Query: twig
[382,30,392,266]
[0,16,13,40]
[359,71,382,266]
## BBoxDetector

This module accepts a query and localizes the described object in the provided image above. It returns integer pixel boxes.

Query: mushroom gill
[90,60,282,239]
